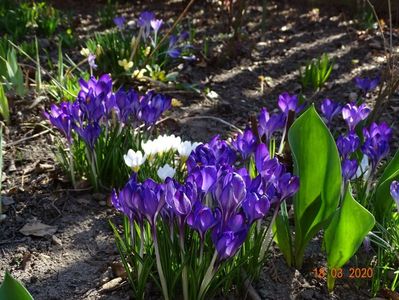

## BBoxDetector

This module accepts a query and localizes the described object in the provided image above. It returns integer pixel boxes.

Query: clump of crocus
[45,74,172,190]
[86,10,195,85]
[112,123,299,299]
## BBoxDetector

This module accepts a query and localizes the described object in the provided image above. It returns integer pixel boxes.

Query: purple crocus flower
[276,173,300,201]
[212,212,249,261]
[389,181,399,213]
[278,92,301,115]
[139,179,165,226]
[188,165,217,194]
[254,144,284,183]
[139,91,171,125]
[342,159,358,181]
[78,74,113,99]
[361,122,392,169]
[167,35,181,58]
[336,132,360,158]
[138,11,155,38]
[213,171,246,223]
[208,135,237,167]
[113,16,125,30]
[138,11,155,27]
[165,178,196,218]
[257,108,285,141]
[320,99,342,124]
[111,176,138,221]
[363,122,392,141]
[242,193,270,223]
[187,201,217,240]
[254,144,270,173]
[150,19,163,33]
[231,127,257,159]
[88,53,97,70]
[77,89,105,123]
[186,144,216,173]
[354,76,380,94]
[342,103,370,131]
[115,89,140,123]
[186,136,236,173]
[74,122,101,149]
[44,103,73,143]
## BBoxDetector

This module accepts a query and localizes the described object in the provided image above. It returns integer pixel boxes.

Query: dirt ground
[0,1,398,299]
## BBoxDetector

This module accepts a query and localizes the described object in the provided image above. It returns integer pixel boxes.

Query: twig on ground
[6,129,50,147]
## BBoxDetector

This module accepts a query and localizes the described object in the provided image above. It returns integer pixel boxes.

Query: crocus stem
[179,225,188,300]
[199,239,204,265]
[68,144,76,189]
[198,250,218,300]
[138,224,144,279]
[85,147,99,191]
[130,220,136,247]
[152,225,169,300]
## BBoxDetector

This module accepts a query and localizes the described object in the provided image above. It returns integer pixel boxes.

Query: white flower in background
[124,149,146,172]
[178,141,201,160]
[142,135,182,157]
[141,140,159,158]
[355,155,370,180]
[159,134,181,153]
[157,164,176,181]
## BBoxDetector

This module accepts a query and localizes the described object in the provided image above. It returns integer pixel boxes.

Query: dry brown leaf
[20,221,58,237]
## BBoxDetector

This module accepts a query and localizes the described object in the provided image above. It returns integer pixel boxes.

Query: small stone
[51,235,62,246]
[99,201,106,206]
[100,277,122,292]
[255,41,268,51]
[8,161,16,172]
[0,214,6,222]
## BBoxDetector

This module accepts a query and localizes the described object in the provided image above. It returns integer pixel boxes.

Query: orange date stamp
[313,267,373,279]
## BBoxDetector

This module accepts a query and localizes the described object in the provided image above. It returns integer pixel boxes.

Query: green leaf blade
[288,105,342,267]
[324,188,375,291]
[374,149,399,222]
[0,271,34,300]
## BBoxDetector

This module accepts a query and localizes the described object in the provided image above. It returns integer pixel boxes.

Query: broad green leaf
[324,188,375,291]
[288,105,341,267]
[374,149,399,222]
[0,271,34,300]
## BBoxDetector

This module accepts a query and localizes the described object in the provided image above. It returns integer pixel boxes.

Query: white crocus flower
[141,140,158,158]
[157,134,181,153]
[157,164,176,181]
[124,149,146,172]
[178,141,201,160]
[142,135,182,158]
